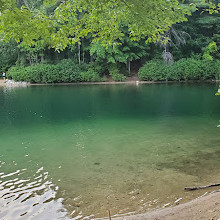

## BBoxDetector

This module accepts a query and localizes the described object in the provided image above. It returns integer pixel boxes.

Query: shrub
[200,60,218,80]
[89,61,107,76]
[7,59,103,83]
[108,64,126,82]
[215,60,220,80]
[111,73,126,81]
[138,58,220,81]
[169,58,202,80]
[8,66,31,82]
[80,68,101,82]
[138,60,168,81]
[183,59,202,80]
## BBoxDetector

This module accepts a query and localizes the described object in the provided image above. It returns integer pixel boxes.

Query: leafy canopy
[0,0,219,50]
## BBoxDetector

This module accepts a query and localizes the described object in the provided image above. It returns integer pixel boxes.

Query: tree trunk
[127,60,131,73]
[90,55,94,63]
[41,56,44,63]
[78,42,81,65]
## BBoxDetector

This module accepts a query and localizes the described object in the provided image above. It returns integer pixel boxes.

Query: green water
[0,83,220,219]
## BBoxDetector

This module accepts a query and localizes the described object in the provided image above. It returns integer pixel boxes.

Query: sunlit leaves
[0,0,16,11]
[0,7,52,47]
[203,41,218,60]
[0,0,219,51]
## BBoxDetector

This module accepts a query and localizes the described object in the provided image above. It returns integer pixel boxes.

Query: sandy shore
[113,190,220,220]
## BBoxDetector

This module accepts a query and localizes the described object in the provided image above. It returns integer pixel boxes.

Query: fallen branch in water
[185,183,220,191]
[108,210,111,220]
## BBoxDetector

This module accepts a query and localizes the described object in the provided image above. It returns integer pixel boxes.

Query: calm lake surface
[0,83,220,219]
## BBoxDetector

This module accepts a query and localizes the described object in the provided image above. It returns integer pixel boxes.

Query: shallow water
[0,83,220,219]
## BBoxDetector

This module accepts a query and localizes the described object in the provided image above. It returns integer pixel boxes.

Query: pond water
[0,83,220,219]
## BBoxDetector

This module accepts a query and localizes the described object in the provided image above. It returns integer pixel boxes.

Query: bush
[80,68,101,82]
[215,60,220,80]
[200,60,218,80]
[89,61,107,76]
[108,64,126,82]
[138,58,220,81]
[138,60,168,81]
[8,66,32,82]
[7,59,103,83]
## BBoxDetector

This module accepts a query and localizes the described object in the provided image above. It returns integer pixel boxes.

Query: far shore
[1,79,220,87]
[109,190,220,220]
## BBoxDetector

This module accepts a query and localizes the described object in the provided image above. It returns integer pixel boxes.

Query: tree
[0,40,18,72]
[90,36,150,73]
[167,4,220,60]
[0,0,219,73]
[0,0,200,50]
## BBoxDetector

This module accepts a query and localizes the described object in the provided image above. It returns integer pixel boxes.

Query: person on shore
[2,72,6,80]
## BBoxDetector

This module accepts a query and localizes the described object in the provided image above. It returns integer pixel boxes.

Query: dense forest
[0,0,220,83]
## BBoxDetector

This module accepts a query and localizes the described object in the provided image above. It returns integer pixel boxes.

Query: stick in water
[108,210,111,220]
[185,183,220,191]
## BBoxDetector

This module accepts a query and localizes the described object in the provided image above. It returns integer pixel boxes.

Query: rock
[5,80,30,87]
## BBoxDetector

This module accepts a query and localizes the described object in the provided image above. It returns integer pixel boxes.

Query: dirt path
[114,191,220,220]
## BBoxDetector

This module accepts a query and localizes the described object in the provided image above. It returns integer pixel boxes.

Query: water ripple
[0,166,68,220]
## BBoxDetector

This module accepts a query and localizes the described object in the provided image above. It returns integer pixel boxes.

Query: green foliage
[7,59,103,83]
[215,60,220,80]
[138,60,168,81]
[0,6,53,47]
[0,41,18,72]
[172,58,202,80]
[79,68,101,82]
[111,73,126,82]
[169,10,220,60]
[90,34,150,65]
[139,58,220,81]
[0,0,196,50]
[1,0,220,84]
[108,64,126,81]
[89,61,107,76]
[203,41,218,60]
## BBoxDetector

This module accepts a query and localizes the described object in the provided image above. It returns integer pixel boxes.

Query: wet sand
[114,190,220,220]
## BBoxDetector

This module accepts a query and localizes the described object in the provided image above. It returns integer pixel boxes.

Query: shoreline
[0,79,6,86]
[111,190,220,220]
[0,79,220,87]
